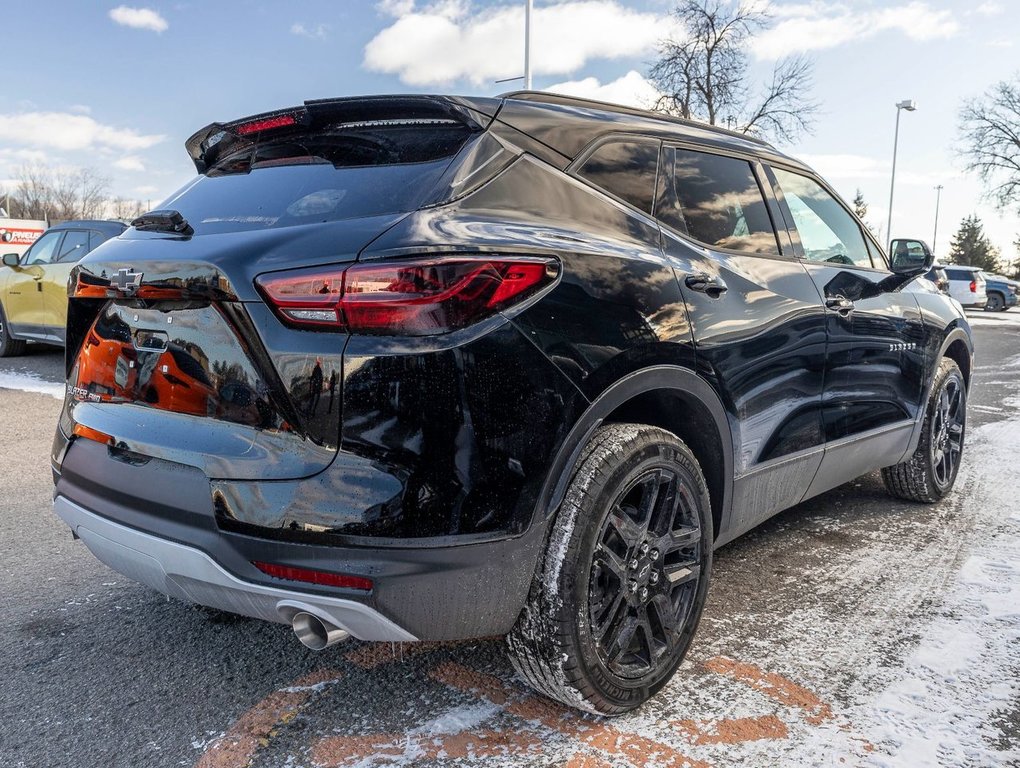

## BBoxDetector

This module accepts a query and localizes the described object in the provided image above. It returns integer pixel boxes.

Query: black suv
[52,93,972,715]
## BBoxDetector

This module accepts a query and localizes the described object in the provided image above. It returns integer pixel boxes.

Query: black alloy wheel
[589,466,702,680]
[506,423,712,715]
[883,357,966,503]
[930,372,965,492]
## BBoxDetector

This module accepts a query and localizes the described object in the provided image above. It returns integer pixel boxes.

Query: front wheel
[986,292,1004,312]
[882,357,966,503]
[505,423,713,715]
[0,303,26,358]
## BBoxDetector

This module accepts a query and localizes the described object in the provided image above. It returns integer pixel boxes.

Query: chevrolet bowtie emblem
[110,268,143,295]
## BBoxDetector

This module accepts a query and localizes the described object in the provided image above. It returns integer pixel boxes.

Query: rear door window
[658,147,780,255]
[575,138,659,214]
[772,167,872,268]
[56,230,90,262]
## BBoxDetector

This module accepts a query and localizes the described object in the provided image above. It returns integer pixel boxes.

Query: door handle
[685,272,728,298]
[825,295,855,315]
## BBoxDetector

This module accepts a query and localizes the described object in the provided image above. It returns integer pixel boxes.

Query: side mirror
[2,253,20,268]
[889,238,934,278]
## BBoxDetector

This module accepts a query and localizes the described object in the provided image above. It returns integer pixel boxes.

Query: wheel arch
[536,365,733,542]
[940,328,973,390]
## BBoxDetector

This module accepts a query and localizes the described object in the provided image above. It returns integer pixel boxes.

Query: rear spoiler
[184,95,501,173]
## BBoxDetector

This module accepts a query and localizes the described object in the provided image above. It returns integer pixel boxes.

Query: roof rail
[498,90,773,148]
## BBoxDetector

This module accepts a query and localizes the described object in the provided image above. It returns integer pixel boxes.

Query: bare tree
[959,75,1020,213]
[11,163,112,221]
[649,0,817,143]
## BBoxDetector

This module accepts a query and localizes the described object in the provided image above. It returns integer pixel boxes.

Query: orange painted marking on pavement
[311,729,542,766]
[703,657,833,725]
[430,661,713,768]
[672,714,789,745]
[196,668,340,768]
[343,641,460,669]
[564,754,617,768]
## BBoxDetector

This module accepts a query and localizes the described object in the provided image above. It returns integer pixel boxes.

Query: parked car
[0,219,127,355]
[51,93,973,715]
[981,272,1018,311]
[943,265,988,309]
[924,264,950,294]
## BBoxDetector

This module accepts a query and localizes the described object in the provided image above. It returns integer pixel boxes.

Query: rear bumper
[52,436,546,640]
[54,495,415,641]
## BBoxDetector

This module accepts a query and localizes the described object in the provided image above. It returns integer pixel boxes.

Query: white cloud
[0,112,165,153]
[114,155,146,172]
[134,185,159,195]
[547,71,662,110]
[755,2,958,59]
[364,0,673,86]
[291,22,330,40]
[975,2,1003,16]
[377,0,416,16]
[109,6,168,33]
[67,104,91,115]
[800,153,950,187]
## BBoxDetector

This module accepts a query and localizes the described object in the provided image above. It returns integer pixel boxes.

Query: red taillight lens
[235,114,297,135]
[256,257,558,336]
[970,280,977,293]
[252,561,373,591]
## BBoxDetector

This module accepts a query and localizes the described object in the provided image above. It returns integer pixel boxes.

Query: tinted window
[56,230,90,262]
[659,148,779,254]
[89,230,112,251]
[23,231,63,265]
[576,139,659,214]
[773,168,871,268]
[156,124,472,235]
[945,269,974,281]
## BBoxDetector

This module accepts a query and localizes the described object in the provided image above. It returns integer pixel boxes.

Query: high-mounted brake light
[255,257,559,336]
[252,561,373,591]
[235,114,297,136]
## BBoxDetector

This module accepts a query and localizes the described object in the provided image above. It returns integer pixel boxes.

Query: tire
[986,292,1004,312]
[505,423,713,715]
[0,303,26,358]
[882,357,966,503]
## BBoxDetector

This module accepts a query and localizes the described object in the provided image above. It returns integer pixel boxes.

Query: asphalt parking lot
[1,311,1018,768]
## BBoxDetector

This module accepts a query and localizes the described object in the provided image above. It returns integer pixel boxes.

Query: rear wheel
[882,357,966,503]
[505,423,712,715]
[0,303,26,357]
[986,292,1004,312]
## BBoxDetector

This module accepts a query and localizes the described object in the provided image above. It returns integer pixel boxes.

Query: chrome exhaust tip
[292,611,350,650]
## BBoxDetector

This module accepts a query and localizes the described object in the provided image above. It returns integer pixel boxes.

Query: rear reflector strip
[252,561,373,591]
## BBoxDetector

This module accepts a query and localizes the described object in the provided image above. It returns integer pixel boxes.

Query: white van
[0,218,48,260]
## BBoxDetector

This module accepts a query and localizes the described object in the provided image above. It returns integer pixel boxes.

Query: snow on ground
[965,309,1020,327]
[821,417,1020,766]
[0,369,64,399]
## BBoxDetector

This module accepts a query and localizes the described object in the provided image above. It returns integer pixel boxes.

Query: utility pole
[524,0,533,90]
[932,184,944,255]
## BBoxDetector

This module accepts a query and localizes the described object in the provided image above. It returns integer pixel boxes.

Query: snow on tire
[505,422,713,715]
[882,357,967,503]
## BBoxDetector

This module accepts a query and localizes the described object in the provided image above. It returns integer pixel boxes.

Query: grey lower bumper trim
[53,495,417,642]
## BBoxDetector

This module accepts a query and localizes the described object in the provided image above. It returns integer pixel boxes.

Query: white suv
[944,265,988,309]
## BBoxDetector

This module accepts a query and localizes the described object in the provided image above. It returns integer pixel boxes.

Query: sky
[1,0,1018,261]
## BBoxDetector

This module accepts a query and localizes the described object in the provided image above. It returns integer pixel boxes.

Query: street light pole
[886,99,917,246]
[932,184,944,255]
[524,0,533,90]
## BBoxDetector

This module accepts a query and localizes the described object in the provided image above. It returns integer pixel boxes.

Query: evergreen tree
[946,215,1001,272]
[852,189,868,221]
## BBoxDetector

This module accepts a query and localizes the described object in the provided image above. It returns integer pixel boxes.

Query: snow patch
[0,370,64,399]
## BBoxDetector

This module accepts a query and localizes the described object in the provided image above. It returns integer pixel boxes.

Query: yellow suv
[0,220,126,356]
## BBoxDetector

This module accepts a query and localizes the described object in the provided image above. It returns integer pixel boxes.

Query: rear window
[156,123,472,235]
[945,268,976,281]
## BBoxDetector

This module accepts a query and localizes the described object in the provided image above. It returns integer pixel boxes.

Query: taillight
[252,561,373,591]
[970,280,977,293]
[256,257,559,336]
